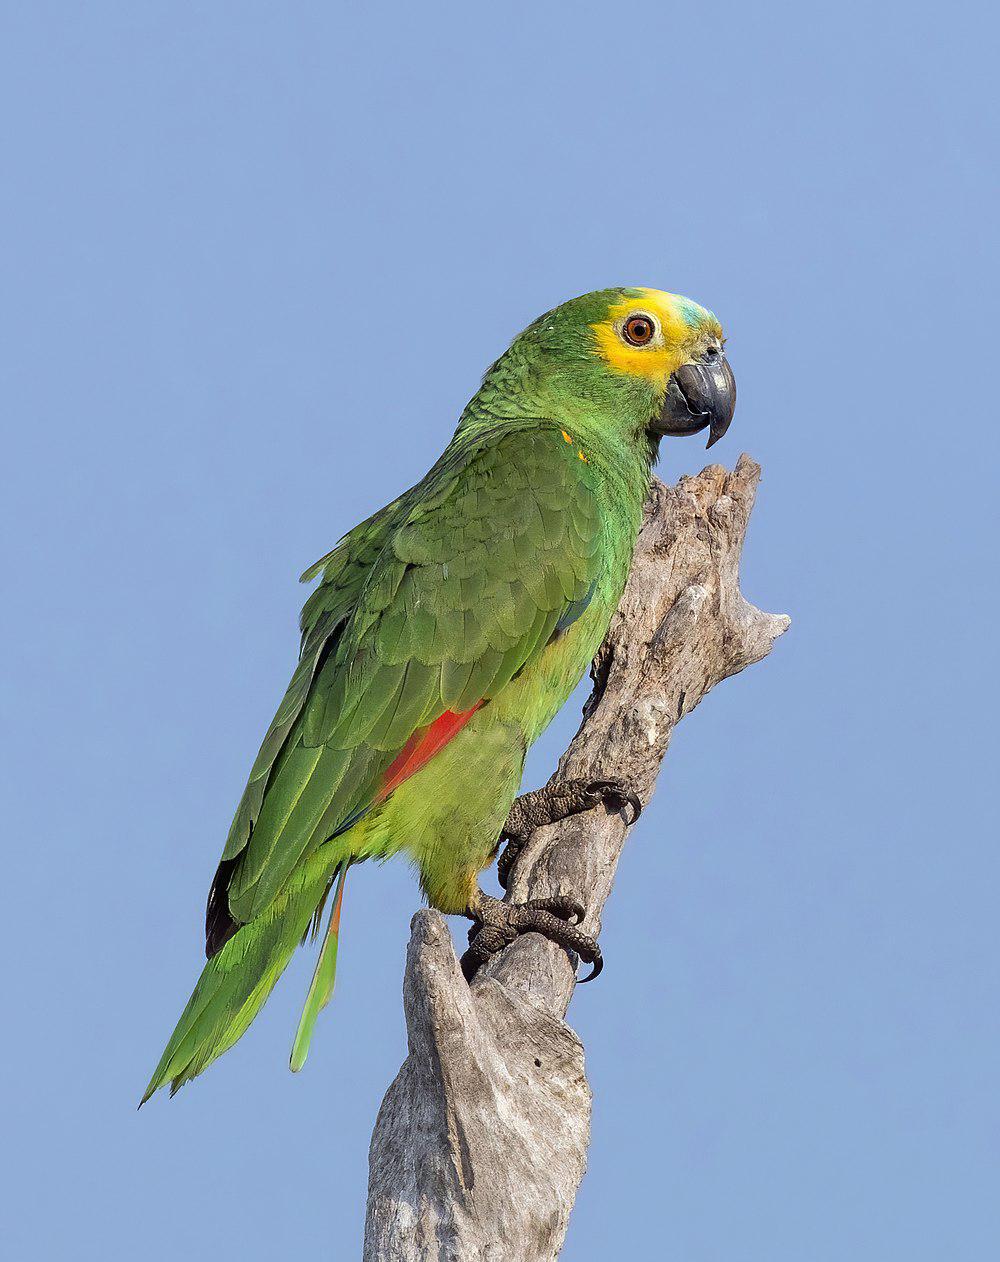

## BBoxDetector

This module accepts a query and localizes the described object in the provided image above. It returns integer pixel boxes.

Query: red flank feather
[376,703,483,802]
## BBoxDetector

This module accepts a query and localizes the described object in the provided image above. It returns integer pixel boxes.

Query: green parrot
[143,287,735,1100]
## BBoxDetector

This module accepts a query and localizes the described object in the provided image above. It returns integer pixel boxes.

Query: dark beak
[650,348,736,449]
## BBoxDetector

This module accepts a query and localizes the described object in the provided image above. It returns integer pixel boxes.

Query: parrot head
[484,288,736,451]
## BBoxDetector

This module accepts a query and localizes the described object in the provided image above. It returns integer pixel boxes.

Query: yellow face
[591,288,724,389]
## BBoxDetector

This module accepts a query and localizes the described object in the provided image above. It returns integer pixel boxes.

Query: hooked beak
[649,347,736,449]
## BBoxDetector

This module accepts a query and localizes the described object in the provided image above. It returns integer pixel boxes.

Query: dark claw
[496,836,522,892]
[461,893,603,983]
[586,779,642,826]
[578,952,603,983]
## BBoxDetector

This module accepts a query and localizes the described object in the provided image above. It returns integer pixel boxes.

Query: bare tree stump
[363,456,789,1262]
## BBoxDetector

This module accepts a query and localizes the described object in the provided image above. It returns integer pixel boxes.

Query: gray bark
[363,456,789,1262]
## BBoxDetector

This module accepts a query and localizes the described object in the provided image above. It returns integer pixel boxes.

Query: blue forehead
[676,297,711,329]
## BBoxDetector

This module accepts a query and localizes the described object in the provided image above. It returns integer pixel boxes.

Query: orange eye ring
[622,314,656,347]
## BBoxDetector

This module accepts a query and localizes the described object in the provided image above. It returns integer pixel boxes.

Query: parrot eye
[622,314,656,347]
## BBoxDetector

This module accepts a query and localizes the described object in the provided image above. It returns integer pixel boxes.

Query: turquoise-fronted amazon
[143,288,735,1100]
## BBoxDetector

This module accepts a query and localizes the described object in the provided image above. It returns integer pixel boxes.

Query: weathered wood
[364,456,789,1262]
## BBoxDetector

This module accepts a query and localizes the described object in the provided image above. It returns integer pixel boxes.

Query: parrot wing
[210,424,604,936]
[204,494,404,954]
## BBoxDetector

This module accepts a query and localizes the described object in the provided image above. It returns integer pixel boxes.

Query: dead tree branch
[363,456,789,1262]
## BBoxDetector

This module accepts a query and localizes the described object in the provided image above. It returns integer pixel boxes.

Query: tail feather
[289,860,349,1073]
[142,859,336,1103]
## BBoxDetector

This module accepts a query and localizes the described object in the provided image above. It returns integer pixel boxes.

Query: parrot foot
[497,777,642,890]
[460,892,603,983]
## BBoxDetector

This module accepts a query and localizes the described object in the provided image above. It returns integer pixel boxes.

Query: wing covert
[216,425,604,930]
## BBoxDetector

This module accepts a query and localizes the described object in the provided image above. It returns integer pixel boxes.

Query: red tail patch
[376,702,483,803]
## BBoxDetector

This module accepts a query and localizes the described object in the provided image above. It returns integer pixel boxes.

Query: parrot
[142,287,736,1101]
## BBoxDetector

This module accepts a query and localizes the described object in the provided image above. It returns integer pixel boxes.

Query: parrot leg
[460,891,603,983]
[496,778,641,890]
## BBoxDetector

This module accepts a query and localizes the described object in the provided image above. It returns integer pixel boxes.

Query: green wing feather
[219,498,403,873]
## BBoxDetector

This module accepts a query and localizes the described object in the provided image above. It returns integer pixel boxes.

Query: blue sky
[3,3,997,1258]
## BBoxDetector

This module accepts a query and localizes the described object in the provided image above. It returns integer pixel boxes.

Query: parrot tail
[290,860,349,1072]
[141,856,347,1103]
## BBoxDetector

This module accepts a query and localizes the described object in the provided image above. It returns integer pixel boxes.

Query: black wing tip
[205,856,241,958]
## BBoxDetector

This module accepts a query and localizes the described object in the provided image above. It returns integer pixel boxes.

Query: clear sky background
[3,3,997,1258]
